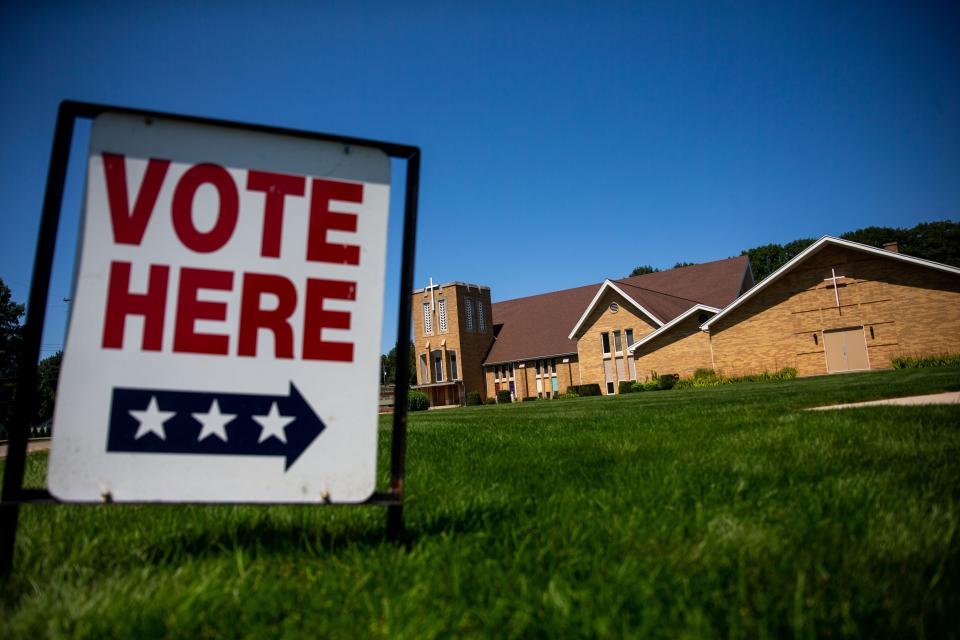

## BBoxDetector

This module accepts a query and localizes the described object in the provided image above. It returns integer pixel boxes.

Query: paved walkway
[808,391,960,411]
[0,438,51,459]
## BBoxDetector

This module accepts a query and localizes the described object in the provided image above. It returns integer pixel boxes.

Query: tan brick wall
[484,367,496,398]
[455,286,495,399]
[411,283,494,403]
[575,289,659,394]
[483,355,579,400]
[633,314,714,381]
[708,245,960,377]
[562,357,580,392]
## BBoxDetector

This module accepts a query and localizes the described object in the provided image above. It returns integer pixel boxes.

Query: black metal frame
[0,100,420,576]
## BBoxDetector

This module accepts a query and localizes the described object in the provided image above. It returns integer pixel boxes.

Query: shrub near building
[408,390,430,411]
[891,354,960,369]
[567,384,602,396]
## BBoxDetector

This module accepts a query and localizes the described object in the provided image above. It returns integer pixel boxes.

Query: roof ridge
[491,281,600,307]
[612,279,705,306]
[492,254,746,308]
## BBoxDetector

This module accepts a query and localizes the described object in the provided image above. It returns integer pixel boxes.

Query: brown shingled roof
[483,255,749,365]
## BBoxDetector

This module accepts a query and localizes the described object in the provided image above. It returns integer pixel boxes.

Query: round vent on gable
[609,302,619,314]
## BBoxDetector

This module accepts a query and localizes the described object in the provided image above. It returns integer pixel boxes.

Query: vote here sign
[48,113,391,503]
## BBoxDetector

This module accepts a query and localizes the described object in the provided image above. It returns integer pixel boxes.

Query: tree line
[0,277,61,438]
[630,220,959,282]
[379,341,416,386]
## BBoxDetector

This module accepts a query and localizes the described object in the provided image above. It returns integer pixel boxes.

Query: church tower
[411,279,494,407]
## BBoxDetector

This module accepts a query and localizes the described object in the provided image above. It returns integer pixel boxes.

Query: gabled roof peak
[483,254,749,365]
[701,235,960,331]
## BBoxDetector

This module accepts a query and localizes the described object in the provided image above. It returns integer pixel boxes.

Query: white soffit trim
[567,280,665,340]
[701,235,960,331]
[626,304,720,353]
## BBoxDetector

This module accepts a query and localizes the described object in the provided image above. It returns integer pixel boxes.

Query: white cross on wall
[425,276,439,312]
[823,268,846,310]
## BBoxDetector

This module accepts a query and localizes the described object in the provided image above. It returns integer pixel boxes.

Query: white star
[192,399,237,442]
[130,396,176,441]
[253,402,295,444]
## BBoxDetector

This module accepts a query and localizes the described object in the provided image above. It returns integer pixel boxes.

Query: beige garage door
[823,327,870,373]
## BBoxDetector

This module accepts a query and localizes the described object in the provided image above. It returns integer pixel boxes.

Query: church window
[438,298,448,333]
[423,302,433,335]
[465,298,474,332]
[601,332,611,355]
[478,300,486,332]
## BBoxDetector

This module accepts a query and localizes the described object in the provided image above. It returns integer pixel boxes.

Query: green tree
[379,341,416,386]
[741,238,815,282]
[741,220,959,283]
[628,265,660,277]
[672,261,695,269]
[408,340,416,383]
[379,352,393,385]
[1,277,25,434]
[35,350,62,424]
[842,221,959,267]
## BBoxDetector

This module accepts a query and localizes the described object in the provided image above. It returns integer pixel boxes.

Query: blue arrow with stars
[106,383,325,470]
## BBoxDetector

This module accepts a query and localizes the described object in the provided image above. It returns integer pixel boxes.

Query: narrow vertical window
[625,328,634,347]
[433,351,444,382]
[613,330,622,352]
[423,302,433,335]
[465,298,474,332]
[420,353,429,383]
[601,332,611,355]
[449,352,458,380]
[438,297,447,333]
[478,299,486,332]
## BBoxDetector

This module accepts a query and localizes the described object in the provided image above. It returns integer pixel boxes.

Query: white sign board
[48,113,391,503]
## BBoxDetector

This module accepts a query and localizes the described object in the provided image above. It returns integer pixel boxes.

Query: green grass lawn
[2,366,960,639]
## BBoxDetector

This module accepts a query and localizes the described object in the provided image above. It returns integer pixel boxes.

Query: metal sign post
[0,101,419,576]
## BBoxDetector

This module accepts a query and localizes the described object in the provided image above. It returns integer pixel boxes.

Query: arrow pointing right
[106,383,325,470]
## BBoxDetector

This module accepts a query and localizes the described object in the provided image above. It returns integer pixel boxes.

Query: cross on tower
[823,268,846,311]
[425,276,440,312]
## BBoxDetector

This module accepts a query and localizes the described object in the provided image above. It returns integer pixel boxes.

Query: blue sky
[1,1,958,357]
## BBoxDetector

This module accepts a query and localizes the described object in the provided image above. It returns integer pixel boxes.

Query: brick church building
[411,237,960,406]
